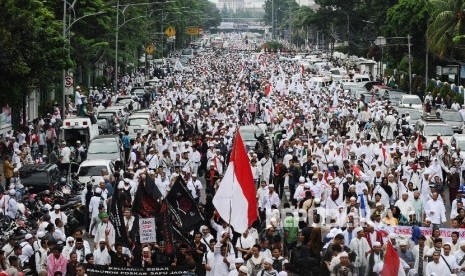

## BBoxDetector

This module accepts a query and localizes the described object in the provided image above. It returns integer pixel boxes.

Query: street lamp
[62,0,104,120]
[375,35,412,93]
[113,1,174,92]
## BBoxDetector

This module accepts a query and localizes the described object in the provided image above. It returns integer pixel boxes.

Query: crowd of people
[0,33,465,276]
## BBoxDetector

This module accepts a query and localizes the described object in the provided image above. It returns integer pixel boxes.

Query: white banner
[139,218,156,244]
[386,226,465,243]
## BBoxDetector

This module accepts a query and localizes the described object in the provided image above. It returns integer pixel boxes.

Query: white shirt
[93,247,111,265]
[424,198,447,224]
[187,179,203,199]
[75,91,82,105]
[425,260,452,276]
[61,147,71,163]
[349,237,370,267]
[19,242,34,266]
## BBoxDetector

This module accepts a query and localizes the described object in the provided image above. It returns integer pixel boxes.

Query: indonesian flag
[213,131,257,233]
[257,48,265,60]
[238,65,244,79]
[352,164,367,178]
[417,134,423,152]
[381,241,406,276]
[285,124,295,140]
[265,83,272,96]
[381,146,386,161]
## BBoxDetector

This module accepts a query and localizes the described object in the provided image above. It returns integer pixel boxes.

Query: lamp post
[61,0,104,120]
[375,35,412,93]
[271,0,274,40]
[113,1,174,92]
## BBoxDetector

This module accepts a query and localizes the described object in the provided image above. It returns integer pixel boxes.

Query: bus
[211,36,224,49]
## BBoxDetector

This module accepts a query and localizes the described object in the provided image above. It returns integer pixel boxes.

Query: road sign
[64,87,74,96]
[164,26,176,37]
[185,27,199,36]
[65,75,74,88]
[146,44,154,55]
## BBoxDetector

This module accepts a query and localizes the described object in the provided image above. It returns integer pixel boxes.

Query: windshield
[402,97,422,105]
[457,141,465,151]
[88,141,118,154]
[182,49,193,55]
[19,171,49,185]
[441,112,463,122]
[239,128,263,141]
[78,165,107,177]
[128,118,149,126]
[398,110,420,120]
[424,125,454,136]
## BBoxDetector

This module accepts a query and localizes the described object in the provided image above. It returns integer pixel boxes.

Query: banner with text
[87,265,187,275]
[386,226,465,243]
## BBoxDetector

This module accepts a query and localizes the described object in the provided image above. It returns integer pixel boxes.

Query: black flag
[132,177,163,218]
[109,190,129,246]
[166,177,205,233]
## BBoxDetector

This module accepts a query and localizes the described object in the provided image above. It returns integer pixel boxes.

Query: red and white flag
[265,83,272,97]
[381,241,406,276]
[352,164,367,178]
[417,134,423,153]
[212,131,257,233]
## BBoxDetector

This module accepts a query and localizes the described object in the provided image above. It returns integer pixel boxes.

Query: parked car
[126,114,154,138]
[394,107,421,126]
[451,134,465,152]
[437,109,465,133]
[77,159,115,185]
[239,125,265,152]
[96,112,119,134]
[399,95,422,111]
[19,164,60,193]
[86,136,124,166]
[130,87,146,100]
[414,115,454,146]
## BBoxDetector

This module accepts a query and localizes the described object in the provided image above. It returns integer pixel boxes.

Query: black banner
[109,190,129,246]
[166,177,205,233]
[132,178,163,218]
[86,265,187,275]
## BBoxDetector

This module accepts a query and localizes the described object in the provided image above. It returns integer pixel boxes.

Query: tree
[383,0,431,74]
[0,0,68,122]
[426,0,465,60]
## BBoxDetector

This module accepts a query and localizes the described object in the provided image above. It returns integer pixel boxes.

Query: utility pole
[408,34,412,94]
[271,0,274,40]
[114,0,120,92]
[62,0,67,120]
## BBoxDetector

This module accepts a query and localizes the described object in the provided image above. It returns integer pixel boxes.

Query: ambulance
[61,117,98,148]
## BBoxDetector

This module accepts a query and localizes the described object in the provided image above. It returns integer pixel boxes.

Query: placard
[139,217,156,243]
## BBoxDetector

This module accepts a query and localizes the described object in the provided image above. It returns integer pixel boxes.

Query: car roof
[402,95,420,98]
[91,135,118,141]
[453,134,465,140]
[19,163,56,172]
[79,159,112,166]
[105,106,125,110]
[134,109,152,113]
[128,114,151,119]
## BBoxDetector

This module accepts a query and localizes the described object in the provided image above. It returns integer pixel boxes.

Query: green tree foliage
[384,0,430,74]
[0,0,68,107]
[426,0,465,60]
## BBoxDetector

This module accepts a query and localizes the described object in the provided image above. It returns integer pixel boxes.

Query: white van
[309,76,332,88]
[353,74,371,82]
